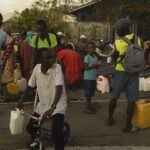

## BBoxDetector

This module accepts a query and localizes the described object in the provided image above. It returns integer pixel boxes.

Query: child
[84,42,100,114]
[16,49,67,150]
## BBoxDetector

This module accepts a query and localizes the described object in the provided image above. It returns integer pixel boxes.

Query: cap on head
[114,18,131,30]
[80,34,86,39]
[57,31,64,36]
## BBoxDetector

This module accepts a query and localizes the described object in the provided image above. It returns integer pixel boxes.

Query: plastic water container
[96,75,109,94]
[143,78,150,91]
[107,57,112,63]
[17,78,27,92]
[132,100,150,129]
[147,78,150,91]
[7,82,19,94]
[139,77,145,91]
[9,109,24,135]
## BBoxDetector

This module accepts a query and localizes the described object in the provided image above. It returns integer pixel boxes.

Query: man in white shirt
[17,48,67,150]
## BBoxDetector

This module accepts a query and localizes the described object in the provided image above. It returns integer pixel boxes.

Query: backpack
[119,35,145,73]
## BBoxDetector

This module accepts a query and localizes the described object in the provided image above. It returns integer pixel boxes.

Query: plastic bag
[96,75,109,94]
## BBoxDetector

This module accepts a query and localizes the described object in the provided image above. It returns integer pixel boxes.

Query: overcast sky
[0,0,85,14]
[0,0,35,14]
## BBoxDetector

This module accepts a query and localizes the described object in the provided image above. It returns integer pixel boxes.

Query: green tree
[90,0,150,38]
[7,0,71,33]
[92,0,150,23]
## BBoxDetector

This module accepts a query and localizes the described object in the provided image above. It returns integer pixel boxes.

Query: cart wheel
[63,122,70,144]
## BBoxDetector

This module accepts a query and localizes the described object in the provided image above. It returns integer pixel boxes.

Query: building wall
[67,22,110,43]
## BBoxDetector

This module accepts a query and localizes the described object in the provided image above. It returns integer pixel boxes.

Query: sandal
[83,108,96,114]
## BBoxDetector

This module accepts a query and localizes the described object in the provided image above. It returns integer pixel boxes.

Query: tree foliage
[7,0,150,35]
[93,0,150,23]
[7,0,70,33]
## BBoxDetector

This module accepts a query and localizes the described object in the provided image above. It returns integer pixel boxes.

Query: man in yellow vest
[107,18,141,132]
[30,20,57,69]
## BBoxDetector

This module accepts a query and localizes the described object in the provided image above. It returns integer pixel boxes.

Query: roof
[68,0,102,14]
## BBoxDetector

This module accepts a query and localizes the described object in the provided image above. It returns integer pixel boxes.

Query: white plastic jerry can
[139,77,145,91]
[17,78,27,92]
[146,78,150,91]
[143,78,150,92]
[9,109,24,135]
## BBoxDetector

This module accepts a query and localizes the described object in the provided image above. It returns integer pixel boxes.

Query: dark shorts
[111,71,139,102]
[84,80,96,97]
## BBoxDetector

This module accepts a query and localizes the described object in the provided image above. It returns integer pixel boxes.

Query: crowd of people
[0,12,149,150]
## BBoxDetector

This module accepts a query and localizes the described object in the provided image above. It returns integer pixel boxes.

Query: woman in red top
[57,49,83,87]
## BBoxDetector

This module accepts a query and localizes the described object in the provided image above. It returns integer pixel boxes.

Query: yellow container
[132,100,150,129]
[7,82,19,95]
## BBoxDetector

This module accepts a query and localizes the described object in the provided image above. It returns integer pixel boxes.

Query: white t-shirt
[28,64,67,116]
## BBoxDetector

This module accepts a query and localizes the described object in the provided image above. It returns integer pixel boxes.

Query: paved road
[17,146,150,150]
[1,89,150,103]
[1,100,150,150]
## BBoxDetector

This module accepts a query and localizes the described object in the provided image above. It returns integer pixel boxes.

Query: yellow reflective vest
[115,33,141,71]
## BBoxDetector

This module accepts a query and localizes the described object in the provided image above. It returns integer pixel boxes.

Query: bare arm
[16,86,33,108]
[112,50,119,62]
[107,44,119,62]
[84,62,100,70]
[52,85,62,106]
